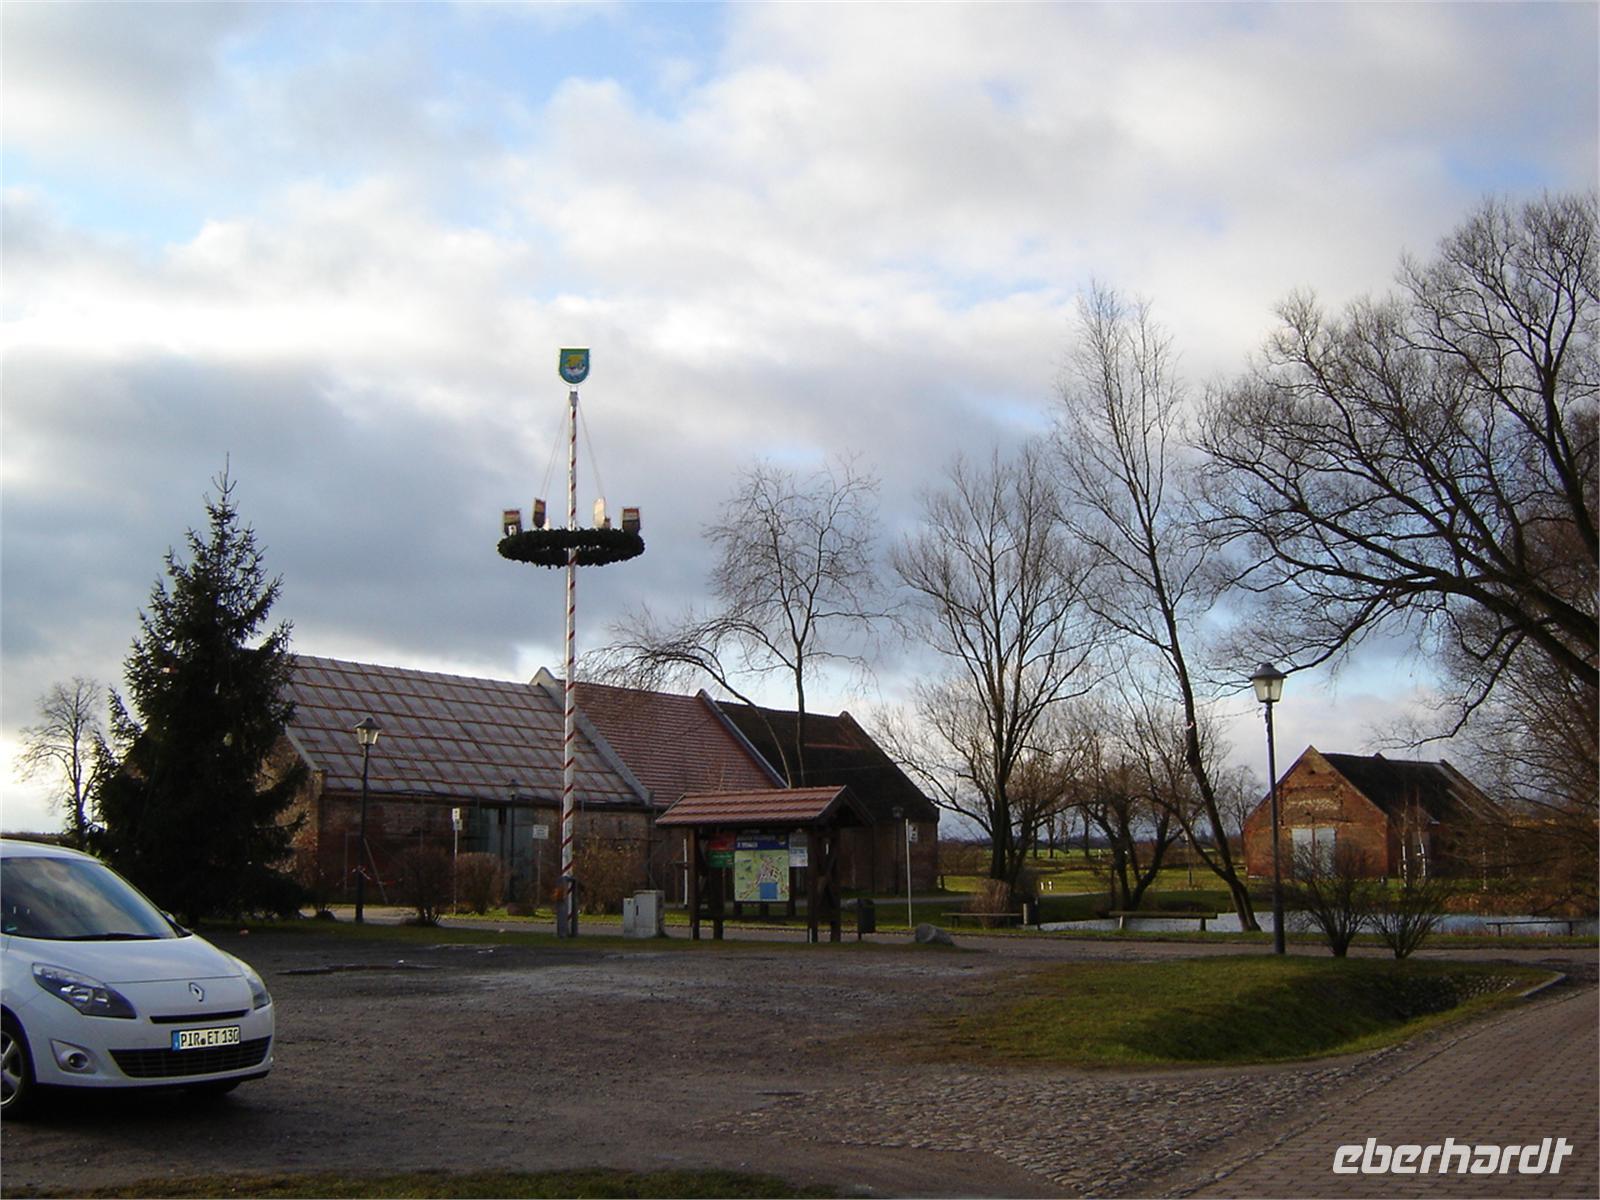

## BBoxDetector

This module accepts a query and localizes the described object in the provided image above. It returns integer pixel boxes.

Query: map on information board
[734,834,790,902]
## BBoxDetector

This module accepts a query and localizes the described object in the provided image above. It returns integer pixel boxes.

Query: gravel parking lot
[3,927,1593,1199]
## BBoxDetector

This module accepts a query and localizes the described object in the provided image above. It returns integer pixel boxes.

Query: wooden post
[806,839,820,944]
[831,833,844,943]
[687,828,701,942]
[712,859,726,940]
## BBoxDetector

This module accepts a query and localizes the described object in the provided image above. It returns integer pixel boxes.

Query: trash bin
[1020,898,1039,927]
[856,898,877,936]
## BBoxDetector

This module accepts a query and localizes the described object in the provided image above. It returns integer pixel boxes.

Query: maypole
[560,383,579,936]
[498,349,644,938]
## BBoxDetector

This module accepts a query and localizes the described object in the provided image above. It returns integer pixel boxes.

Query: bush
[1285,844,1378,956]
[394,845,452,926]
[1373,873,1454,959]
[454,852,506,914]
[238,866,309,921]
[572,839,644,915]
[966,878,1013,928]
[292,846,335,917]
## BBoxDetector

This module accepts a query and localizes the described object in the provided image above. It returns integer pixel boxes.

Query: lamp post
[893,805,912,928]
[1250,664,1286,955]
[353,716,382,924]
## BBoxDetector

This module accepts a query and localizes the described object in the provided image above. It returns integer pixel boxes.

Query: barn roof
[712,703,939,823]
[1317,751,1503,824]
[542,675,782,808]
[283,655,646,808]
[656,786,871,829]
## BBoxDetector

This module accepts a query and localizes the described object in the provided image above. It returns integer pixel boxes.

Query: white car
[1,838,274,1117]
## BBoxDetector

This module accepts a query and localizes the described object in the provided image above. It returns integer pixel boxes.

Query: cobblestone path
[708,980,1597,1198]
[1175,983,1598,1198]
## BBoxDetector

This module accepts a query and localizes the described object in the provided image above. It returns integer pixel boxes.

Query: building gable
[712,701,939,824]
[551,675,781,808]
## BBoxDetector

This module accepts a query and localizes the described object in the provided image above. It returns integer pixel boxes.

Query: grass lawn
[22,1169,833,1198]
[924,955,1553,1068]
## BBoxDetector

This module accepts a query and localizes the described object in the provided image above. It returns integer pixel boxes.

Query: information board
[733,834,790,902]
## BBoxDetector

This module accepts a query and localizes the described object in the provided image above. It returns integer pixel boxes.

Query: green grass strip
[928,956,1552,1068]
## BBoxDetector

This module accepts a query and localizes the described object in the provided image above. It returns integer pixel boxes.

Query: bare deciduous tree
[599,457,885,785]
[16,677,106,846]
[1056,282,1259,928]
[1198,193,1597,711]
[1059,700,1180,913]
[892,445,1099,887]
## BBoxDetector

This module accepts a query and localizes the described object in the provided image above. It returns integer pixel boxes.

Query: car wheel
[1,1016,38,1120]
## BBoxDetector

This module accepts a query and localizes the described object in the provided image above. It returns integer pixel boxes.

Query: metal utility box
[623,889,665,938]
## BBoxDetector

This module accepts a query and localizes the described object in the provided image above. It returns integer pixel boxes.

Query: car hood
[11,933,246,984]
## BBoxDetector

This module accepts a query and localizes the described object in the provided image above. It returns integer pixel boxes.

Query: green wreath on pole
[498,527,645,568]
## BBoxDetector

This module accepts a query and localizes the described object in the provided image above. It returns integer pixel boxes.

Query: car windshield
[0,855,182,940]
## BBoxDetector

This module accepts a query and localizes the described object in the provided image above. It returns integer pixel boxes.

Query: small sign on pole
[908,824,919,843]
[559,348,590,386]
[531,824,551,841]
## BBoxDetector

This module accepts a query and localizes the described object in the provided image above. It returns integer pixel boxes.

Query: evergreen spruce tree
[95,469,306,922]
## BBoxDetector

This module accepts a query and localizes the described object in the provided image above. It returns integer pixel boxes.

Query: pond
[1041,911,1598,936]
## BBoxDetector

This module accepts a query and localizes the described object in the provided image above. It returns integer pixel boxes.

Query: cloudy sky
[3,1,1596,832]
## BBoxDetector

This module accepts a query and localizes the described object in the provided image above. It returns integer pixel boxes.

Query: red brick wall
[299,789,655,903]
[1243,749,1393,877]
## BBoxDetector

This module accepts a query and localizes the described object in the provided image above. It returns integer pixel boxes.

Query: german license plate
[172,1026,241,1051]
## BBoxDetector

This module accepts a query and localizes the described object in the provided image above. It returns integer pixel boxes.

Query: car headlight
[234,957,271,1010]
[32,963,136,1019]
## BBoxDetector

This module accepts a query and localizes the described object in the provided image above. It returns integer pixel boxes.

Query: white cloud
[1,1,1592,831]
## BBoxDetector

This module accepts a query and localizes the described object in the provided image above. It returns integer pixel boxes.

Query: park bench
[1483,918,1582,937]
[1109,911,1217,931]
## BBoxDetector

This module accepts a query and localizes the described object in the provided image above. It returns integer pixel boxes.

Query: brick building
[1242,746,1506,879]
[281,656,654,904]
[278,656,938,906]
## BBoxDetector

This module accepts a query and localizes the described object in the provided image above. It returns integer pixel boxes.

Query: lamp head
[1250,663,1286,705]
[354,716,382,748]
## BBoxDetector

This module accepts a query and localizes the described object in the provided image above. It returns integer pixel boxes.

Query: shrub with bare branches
[1285,842,1379,957]
[292,845,335,917]
[573,839,644,915]
[395,845,452,926]
[966,878,1014,928]
[1373,872,1454,959]
[453,852,506,915]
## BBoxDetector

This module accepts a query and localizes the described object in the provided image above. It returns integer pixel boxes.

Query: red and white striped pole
[560,386,579,936]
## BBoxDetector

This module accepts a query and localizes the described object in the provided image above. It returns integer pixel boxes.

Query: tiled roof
[713,703,939,823]
[1321,752,1503,824]
[559,677,781,807]
[284,656,645,807]
[656,786,870,828]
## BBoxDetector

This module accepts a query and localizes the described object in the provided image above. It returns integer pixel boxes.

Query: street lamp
[893,805,912,929]
[1250,663,1286,955]
[353,716,382,924]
